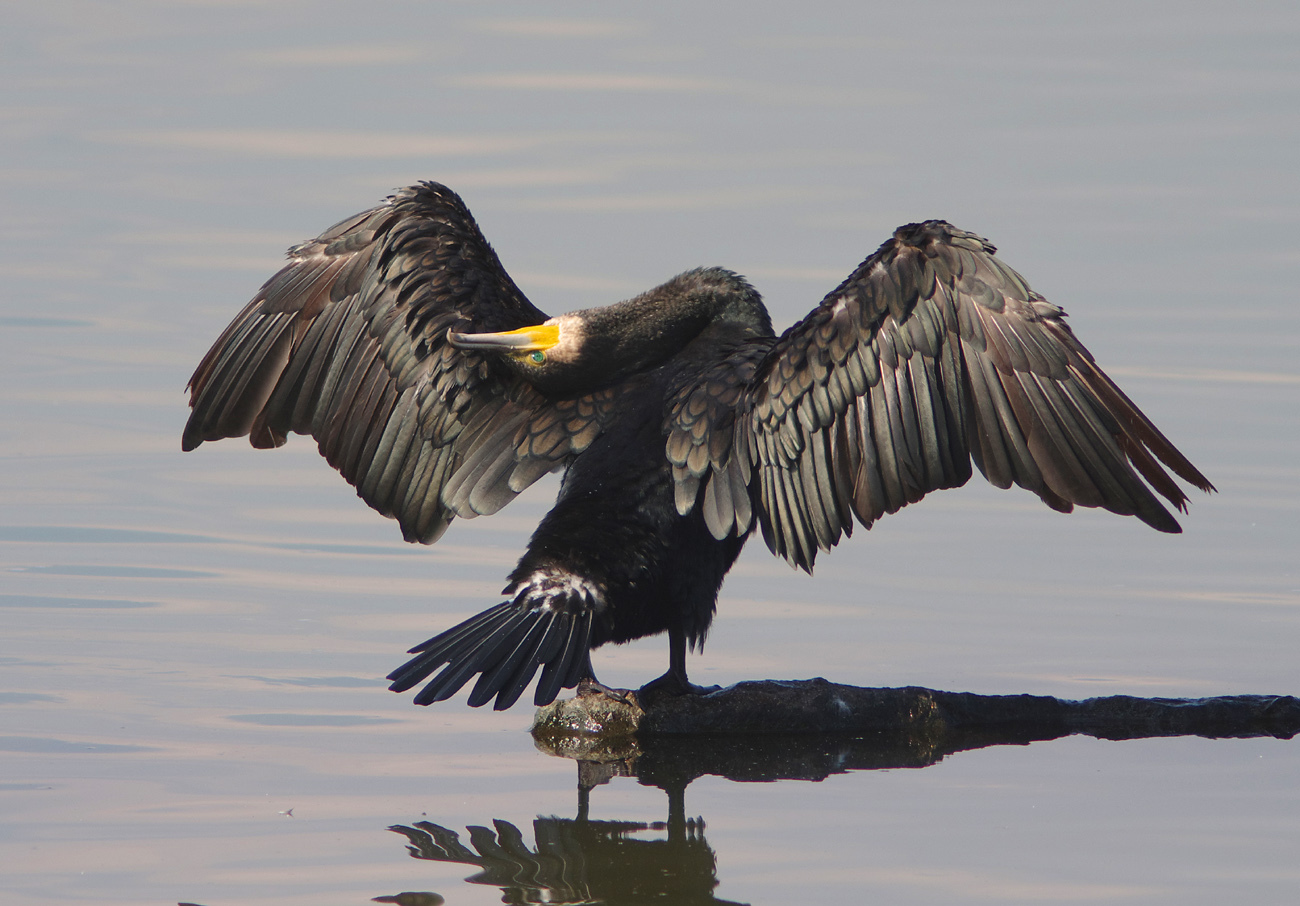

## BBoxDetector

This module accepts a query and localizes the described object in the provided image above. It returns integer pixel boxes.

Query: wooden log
[533,678,1299,744]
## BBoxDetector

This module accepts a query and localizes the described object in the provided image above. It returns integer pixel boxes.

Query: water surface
[3,3,1298,903]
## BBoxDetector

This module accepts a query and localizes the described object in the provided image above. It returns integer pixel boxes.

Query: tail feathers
[387,589,597,710]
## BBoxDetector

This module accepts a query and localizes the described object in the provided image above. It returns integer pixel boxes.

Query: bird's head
[447,314,590,394]
[447,268,772,396]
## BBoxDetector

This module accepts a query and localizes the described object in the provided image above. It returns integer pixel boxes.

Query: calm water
[3,2,1298,903]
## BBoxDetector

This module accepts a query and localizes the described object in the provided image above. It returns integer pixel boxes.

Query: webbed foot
[636,669,721,708]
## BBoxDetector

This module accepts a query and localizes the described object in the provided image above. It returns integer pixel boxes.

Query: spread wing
[668,221,1215,571]
[183,182,613,543]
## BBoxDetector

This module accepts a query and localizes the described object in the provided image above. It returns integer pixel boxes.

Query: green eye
[529,350,546,364]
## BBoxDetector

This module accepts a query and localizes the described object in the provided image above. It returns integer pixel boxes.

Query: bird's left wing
[183,182,612,544]
[668,221,1214,571]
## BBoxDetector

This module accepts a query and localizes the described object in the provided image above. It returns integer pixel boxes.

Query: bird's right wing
[668,221,1214,571]
[183,182,615,544]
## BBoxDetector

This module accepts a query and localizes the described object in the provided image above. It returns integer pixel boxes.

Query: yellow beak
[448,322,560,352]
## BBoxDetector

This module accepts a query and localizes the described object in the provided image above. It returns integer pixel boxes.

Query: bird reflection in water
[391,773,743,906]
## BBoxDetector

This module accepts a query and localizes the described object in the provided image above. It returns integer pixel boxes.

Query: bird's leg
[575,654,634,706]
[637,626,720,706]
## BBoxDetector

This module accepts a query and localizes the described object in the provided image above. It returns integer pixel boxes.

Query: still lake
[3,3,1298,903]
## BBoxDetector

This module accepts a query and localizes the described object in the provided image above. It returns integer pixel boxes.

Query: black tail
[387,594,596,710]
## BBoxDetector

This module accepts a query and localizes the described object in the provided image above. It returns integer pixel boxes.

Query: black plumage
[183,181,1214,710]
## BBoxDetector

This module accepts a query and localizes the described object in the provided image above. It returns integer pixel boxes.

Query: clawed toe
[577,677,636,707]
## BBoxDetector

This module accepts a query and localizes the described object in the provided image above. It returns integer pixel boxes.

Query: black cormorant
[183,182,1214,710]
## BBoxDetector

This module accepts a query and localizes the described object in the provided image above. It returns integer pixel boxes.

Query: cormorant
[183,182,1214,711]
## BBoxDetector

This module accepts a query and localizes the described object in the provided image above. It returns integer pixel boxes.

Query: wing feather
[360,387,420,505]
